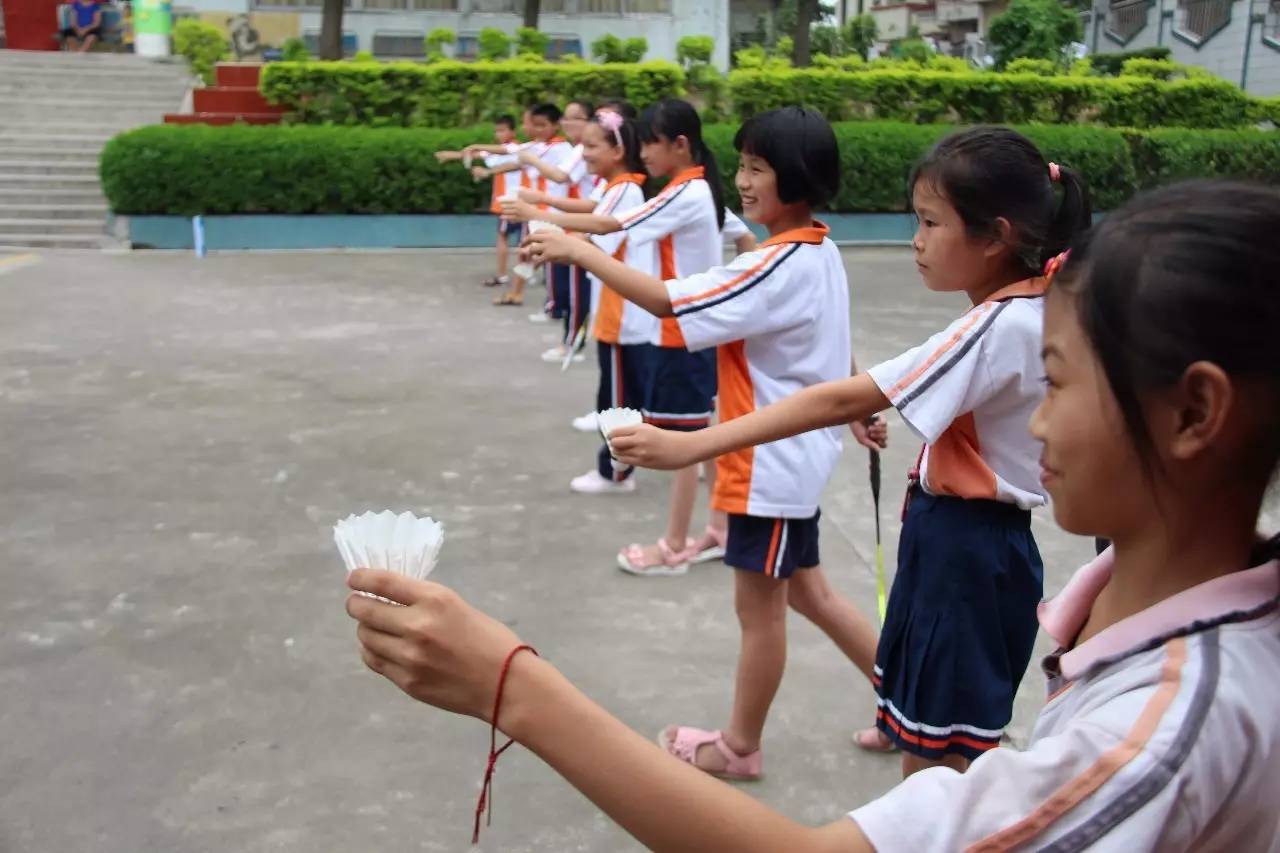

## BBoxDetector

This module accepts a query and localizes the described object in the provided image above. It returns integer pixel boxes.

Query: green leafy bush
[351,50,375,63]
[844,13,878,61]
[813,54,868,70]
[424,27,453,60]
[259,60,685,128]
[105,121,1280,217]
[281,36,309,63]
[987,0,1083,69]
[1005,57,1059,75]
[515,27,550,58]
[173,19,230,86]
[1089,46,1171,76]
[726,67,1260,128]
[477,27,511,61]
[676,35,714,67]
[591,34,647,63]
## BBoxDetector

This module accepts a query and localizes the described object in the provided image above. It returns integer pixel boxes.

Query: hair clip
[595,109,624,146]
[1048,162,1062,183]
[1044,249,1071,280]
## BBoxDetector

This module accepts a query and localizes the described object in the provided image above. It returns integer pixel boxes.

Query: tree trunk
[523,0,541,29]
[794,0,816,66]
[318,0,344,60]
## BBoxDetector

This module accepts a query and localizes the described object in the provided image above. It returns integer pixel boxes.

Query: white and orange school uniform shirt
[560,143,604,201]
[665,222,850,518]
[524,136,574,203]
[589,173,659,346]
[867,279,1050,510]
[483,152,521,215]
[851,550,1280,850]
[614,166,724,349]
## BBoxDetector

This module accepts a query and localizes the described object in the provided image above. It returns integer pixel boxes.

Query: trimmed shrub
[1005,57,1059,76]
[1125,128,1280,188]
[676,35,714,67]
[281,36,309,63]
[477,28,510,61]
[726,67,1260,129]
[515,27,550,58]
[1090,46,1171,76]
[259,60,684,128]
[173,19,230,86]
[424,28,453,60]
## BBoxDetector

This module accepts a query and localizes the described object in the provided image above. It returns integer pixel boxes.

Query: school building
[1084,0,1280,95]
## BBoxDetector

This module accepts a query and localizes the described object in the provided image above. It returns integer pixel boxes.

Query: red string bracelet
[473,643,539,845]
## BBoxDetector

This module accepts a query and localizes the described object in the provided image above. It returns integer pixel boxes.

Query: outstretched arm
[503,197,622,235]
[610,374,892,470]
[523,230,671,316]
[519,150,571,184]
[346,570,872,853]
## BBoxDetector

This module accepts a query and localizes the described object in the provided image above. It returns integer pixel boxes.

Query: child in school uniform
[346,178,1280,852]
[614,126,1094,777]
[526,106,888,777]
[506,99,754,569]
[437,115,522,289]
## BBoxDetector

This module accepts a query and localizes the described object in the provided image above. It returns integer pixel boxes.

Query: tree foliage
[987,0,1084,69]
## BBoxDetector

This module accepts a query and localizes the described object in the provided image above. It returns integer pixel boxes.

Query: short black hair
[733,107,840,208]
[494,114,516,130]
[530,102,562,123]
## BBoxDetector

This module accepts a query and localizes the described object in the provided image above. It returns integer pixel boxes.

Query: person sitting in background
[60,0,103,52]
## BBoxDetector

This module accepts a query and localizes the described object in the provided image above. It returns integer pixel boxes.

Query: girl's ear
[674,134,691,155]
[1165,361,1234,463]
[984,216,1016,260]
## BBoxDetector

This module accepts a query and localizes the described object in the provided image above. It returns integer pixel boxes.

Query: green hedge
[259,59,685,127]
[101,122,1280,217]
[726,68,1261,129]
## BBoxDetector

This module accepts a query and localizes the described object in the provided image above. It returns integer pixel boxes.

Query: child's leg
[663,464,699,546]
[495,230,509,280]
[724,571,790,755]
[902,752,969,778]
[787,565,878,681]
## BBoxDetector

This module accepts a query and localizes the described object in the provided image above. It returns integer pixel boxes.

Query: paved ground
[0,247,1099,852]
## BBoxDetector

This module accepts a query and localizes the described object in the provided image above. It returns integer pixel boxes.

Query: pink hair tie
[1044,249,1071,280]
[1048,162,1062,183]
[596,109,624,146]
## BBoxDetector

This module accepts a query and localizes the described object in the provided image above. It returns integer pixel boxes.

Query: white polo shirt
[560,143,603,200]
[589,173,659,346]
[614,166,723,349]
[867,279,1050,509]
[524,136,574,200]
[666,222,850,518]
[851,550,1280,851]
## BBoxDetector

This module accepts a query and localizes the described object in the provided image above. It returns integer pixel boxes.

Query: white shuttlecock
[463,153,474,169]
[598,406,643,453]
[512,261,536,279]
[528,220,563,235]
[334,511,444,598]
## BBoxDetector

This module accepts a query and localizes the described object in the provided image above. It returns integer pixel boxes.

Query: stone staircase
[0,49,193,249]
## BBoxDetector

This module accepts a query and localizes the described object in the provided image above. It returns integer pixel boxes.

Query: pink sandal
[659,725,762,781]
[685,526,727,565]
[851,726,898,753]
[617,538,689,577]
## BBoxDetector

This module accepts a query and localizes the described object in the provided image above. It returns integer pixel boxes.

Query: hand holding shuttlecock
[598,408,644,473]
[512,221,563,279]
[334,511,444,602]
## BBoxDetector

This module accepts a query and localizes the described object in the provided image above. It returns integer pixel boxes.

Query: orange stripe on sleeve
[669,245,787,310]
[964,638,1189,853]
[884,305,992,402]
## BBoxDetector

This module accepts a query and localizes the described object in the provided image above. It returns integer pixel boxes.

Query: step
[0,124,141,138]
[0,146,104,161]
[0,160,99,176]
[0,203,108,219]
[0,173,102,190]
[163,112,283,125]
[0,81,189,99]
[193,86,282,114]
[0,50,186,68]
[0,233,105,249]
[0,218,105,235]
[0,187,106,204]
[0,94,180,111]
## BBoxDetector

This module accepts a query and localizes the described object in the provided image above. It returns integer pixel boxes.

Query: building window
[1105,0,1149,43]
[470,0,517,12]
[1266,0,1280,44]
[363,0,409,9]
[409,0,458,8]
[1174,0,1232,44]
[456,33,478,59]
[373,32,426,57]
[579,0,622,11]
[626,0,672,11]
[304,30,358,55]
[547,36,583,58]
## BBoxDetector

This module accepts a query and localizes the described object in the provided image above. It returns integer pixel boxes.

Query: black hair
[564,99,595,118]
[530,102,562,123]
[1056,180,1280,562]
[494,114,516,130]
[637,98,725,229]
[600,98,637,119]
[733,106,840,208]
[910,126,1092,275]
[589,113,647,178]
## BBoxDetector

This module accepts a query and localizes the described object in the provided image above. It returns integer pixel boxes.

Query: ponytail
[1042,163,1092,267]
[638,98,725,230]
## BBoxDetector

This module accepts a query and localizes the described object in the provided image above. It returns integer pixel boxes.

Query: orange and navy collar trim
[760,220,830,248]
[604,172,647,191]
[664,166,705,191]
[982,277,1048,305]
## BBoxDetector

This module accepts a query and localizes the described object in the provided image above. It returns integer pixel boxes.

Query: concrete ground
[0,247,1097,852]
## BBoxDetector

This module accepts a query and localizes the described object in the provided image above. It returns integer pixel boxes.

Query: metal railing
[1106,0,1149,41]
[1176,0,1230,40]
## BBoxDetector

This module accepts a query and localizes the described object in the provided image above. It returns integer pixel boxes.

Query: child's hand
[609,424,703,471]
[523,229,581,266]
[517,150,540,167]
[433,151,454,162]
[470,166,489,181]
[518,188,548,206]
[346,570,524,722]
[850,416,888,451]
[501,198,538,223]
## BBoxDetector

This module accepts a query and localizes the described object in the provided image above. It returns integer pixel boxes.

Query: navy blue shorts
[725,511,820,579]
[874,489,1043,761]
[596,341,654,481]
[497,218,520,240]
[642,347,717,432]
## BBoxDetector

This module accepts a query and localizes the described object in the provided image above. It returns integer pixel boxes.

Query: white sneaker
[529,312,551,324]
[541,346,566,362]
[572,411,599,432]
[570,470,636,495]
